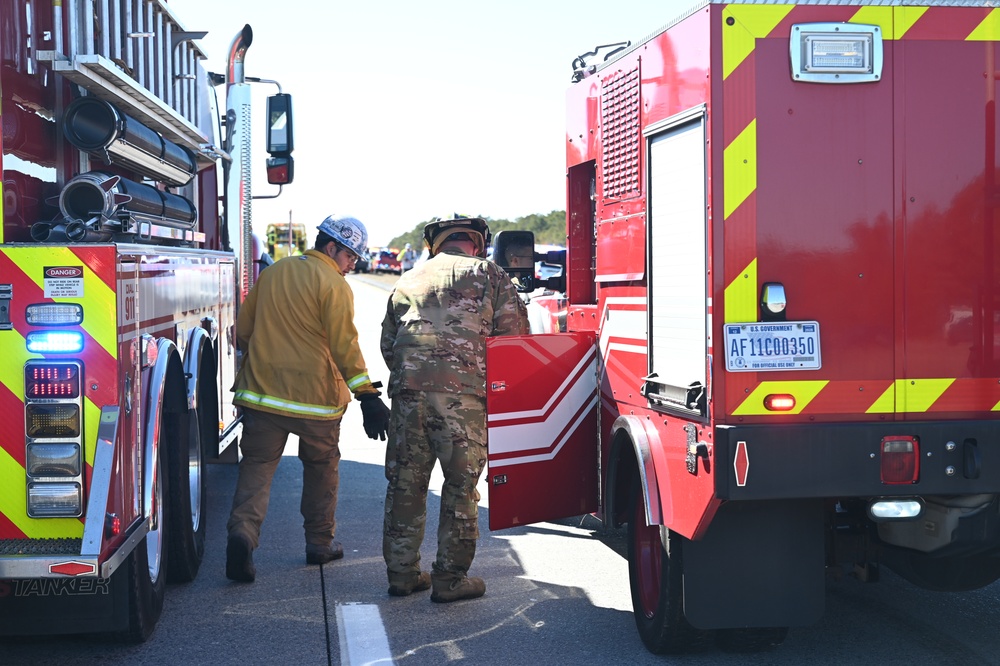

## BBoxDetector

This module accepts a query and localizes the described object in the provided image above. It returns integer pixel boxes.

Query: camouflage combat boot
[430,576,486,603]
[388,571,432,597]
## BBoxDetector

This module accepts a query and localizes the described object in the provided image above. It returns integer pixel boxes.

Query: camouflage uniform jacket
[380,247,529,398]
[233,249,377,420]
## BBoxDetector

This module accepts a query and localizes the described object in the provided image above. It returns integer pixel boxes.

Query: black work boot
[388,571,431,597]
[226,533,256,583]
[430,576,486,603]
[306,540,344,565]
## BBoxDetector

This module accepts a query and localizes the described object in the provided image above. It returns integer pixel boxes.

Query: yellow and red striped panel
[720,5,1000,417]
[0,247,118,539]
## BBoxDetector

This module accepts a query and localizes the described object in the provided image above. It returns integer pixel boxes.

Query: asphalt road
[6,273,1000,664]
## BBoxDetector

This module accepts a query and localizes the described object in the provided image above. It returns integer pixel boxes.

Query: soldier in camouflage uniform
[381,215,529,602]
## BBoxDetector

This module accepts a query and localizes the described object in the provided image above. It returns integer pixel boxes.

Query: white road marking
[336,603,394,665]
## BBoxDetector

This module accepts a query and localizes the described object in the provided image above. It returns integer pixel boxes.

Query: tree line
[385,210,566,250]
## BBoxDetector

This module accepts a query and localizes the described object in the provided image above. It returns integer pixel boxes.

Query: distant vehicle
[372,249,401,274]
[353,251,371,273]
[534,244,565,281]
[266,222,308,259]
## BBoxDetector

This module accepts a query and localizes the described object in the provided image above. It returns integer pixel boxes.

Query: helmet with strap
[317,214,368,259]
[422,214,491,258]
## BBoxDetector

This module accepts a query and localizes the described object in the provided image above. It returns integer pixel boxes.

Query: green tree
[387,210,566,250]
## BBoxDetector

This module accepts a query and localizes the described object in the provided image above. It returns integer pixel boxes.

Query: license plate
[724,321,821,372]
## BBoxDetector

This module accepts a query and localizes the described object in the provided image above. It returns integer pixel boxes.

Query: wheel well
[607,429,640,528]
[196,340,219,447]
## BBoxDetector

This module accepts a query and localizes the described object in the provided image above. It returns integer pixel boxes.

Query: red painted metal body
[0,0,262,638]
[488,5,1000,634]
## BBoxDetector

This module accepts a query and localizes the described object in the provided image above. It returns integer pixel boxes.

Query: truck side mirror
[266,93,294,156]
[494,229,536,292]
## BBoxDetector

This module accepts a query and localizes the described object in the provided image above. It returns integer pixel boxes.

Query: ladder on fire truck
[34,0,220,166]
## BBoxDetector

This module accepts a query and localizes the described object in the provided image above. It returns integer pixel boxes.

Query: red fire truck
[0,0,292,640]
[489,0,1000,653]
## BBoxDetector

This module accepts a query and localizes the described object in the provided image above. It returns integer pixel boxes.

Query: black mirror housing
[266,93,294,156]
[493,229,536,292]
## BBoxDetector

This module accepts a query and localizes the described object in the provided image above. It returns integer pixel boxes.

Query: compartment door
[486,332,598,530]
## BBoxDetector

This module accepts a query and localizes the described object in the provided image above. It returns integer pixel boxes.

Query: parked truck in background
[265,222,307,259]
[488,0,1000,653]
[0,0,293,641]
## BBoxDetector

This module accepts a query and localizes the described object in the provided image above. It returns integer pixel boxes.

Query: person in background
[397,242,417,272]
[226,214,392,583]
[380,214,529,602]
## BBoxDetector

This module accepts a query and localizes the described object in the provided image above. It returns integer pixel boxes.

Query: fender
[183,323,214,412]
[141,335,181,525]
[607,415,663,528]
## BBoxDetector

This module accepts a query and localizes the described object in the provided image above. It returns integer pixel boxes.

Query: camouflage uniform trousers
[383,390,487,588]
[227,407,342,549]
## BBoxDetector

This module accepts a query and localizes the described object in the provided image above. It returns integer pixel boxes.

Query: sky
[165,0,695,245]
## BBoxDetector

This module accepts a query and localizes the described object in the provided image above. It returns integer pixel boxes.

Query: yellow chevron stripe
[724,119,757,219]
[867,378,956,413]
[967,8,1000,40]
[722,5,794,79]
[850,7,893,38]
[724,258,757,323]
[0,446,83,539]
[894,7,928,39]
[866,383,895,413]
[84,398,98,467]
[899,378,954,412]
[733,380,829,415]
[0,329,35,401]
[5,248,117,359]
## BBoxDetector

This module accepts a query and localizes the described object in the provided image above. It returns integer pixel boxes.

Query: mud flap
[0,567,131,636]
[682,499,825,629]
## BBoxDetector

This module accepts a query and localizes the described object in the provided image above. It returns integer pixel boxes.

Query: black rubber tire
[627,486,707,654]
[166,405,206,583]
[120,438,168,642]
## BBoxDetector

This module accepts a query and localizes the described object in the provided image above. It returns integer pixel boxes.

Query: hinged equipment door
[486,332,599,530]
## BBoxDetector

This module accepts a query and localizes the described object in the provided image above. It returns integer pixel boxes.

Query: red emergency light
[763,394,796,411]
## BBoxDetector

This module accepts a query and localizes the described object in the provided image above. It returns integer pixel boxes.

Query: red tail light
[881,436,919,484]
[25,364,81,399]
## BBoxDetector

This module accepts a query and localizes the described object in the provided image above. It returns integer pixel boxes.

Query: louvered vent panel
[600,66,641,200]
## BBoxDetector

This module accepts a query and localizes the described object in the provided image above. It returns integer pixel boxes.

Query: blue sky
[166,0,693,244]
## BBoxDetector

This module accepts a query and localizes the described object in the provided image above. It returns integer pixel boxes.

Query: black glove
[359,393,391,441]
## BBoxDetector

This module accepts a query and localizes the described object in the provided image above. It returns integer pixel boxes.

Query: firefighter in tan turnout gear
[226,214,392,582]
[381,215,529,602]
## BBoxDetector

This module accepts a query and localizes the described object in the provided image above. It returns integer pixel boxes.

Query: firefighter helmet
[423,214,491,258]
[317,214,368,259]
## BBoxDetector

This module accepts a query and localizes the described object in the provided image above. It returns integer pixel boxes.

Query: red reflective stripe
[0,510,26,540]
[0,383,26,469]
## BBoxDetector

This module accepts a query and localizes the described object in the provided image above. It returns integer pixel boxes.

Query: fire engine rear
[0,0,292,640]
[488,0,1000,653]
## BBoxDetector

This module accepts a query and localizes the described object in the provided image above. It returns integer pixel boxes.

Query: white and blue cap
[317,214,368,259]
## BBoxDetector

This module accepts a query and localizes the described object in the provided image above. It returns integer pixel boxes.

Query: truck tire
[627,488,706,654]
[167,405,206,583]
[120,435,168,642]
